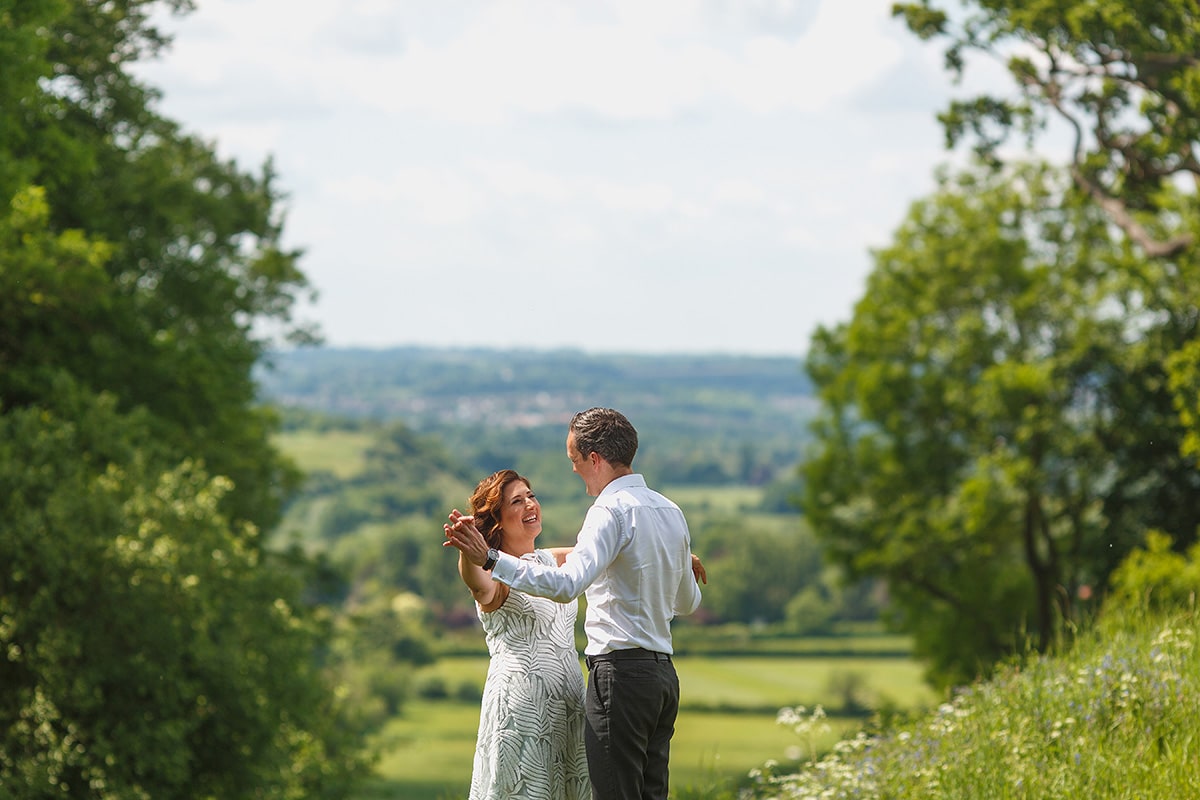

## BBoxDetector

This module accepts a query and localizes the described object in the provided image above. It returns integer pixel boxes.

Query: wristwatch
[482,548,499,571]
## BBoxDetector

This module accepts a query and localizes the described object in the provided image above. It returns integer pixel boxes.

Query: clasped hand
[444,509,490,567]
[445,509,707,585]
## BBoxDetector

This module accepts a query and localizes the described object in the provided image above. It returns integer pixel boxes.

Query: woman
[446,469,590,800]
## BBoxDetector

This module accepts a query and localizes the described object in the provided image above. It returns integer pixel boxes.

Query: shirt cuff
[491,551,518,584]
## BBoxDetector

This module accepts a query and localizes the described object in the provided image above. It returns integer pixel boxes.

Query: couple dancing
[444,407,707,800]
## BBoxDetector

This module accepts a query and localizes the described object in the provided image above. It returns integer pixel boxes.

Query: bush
[454,681,483,703]
[1104,529,1200,617]
[416,676,449,700]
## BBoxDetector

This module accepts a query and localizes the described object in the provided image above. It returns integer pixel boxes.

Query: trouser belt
[585,648,671,669]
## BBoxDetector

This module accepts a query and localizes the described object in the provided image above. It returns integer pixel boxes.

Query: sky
[131,0,1004,357]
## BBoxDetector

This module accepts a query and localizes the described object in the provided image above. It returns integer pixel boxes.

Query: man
[445,407,704,800]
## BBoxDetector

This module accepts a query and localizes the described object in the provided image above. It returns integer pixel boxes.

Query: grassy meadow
[362,645,937,800]
[739,609,1200,800]
[369,610,1200,800]
[278,428,376,478]
[272,428,939,798]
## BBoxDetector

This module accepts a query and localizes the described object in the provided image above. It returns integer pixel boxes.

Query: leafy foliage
[894,0,1200,257]
[0,390,368,798]
[0,1,372,795]
[1,0,314,531]
[1105,530,1200,617]
[803,162,1200,687]
[696,519,828,626]
[821,0,1200,689]
[893,0,1200,478]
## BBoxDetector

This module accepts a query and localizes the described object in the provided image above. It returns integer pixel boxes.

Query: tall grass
[741,610,1200,799]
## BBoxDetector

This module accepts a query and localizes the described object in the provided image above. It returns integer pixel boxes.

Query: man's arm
[445,506,619,603]
[493,506,620,602]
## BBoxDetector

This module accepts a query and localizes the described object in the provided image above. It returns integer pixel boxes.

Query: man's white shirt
[490,474,702,655]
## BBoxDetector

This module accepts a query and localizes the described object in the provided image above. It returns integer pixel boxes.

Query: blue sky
[133,0,1006,356]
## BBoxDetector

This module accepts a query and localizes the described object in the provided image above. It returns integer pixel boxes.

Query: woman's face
[498,479,542,540]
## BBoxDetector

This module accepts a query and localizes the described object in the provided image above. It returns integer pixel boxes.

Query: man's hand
[444,510,492,568]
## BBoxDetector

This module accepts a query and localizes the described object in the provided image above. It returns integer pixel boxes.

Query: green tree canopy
[803,162,1200,687]
[893,0,1200,465]
[0,387,367,797]
[1,0,315,530]
[0,1,369,795]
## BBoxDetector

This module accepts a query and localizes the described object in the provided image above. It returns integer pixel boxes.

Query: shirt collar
[598,473,646,497]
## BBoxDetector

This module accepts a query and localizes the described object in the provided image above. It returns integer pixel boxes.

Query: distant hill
[255,346,818,486]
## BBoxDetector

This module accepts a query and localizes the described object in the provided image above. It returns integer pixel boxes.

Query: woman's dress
[469,549,589,800]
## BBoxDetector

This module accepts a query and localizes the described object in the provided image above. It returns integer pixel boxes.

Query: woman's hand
[444,510,490,567]
[691,553,707,585]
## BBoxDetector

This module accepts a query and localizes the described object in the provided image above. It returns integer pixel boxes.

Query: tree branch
[1071,165,1195,258]
[1021,67,1196,258]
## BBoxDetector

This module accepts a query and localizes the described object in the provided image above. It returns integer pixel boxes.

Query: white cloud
[148,0,905,124]
[343,0,906,122]
[130,0,976,355]
[327,167,487,226]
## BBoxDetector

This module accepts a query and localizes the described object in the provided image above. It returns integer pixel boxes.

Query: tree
[893,0,1200,459]
[1,0,315,531]
[0,388,368,798]
[695,518,827,625]
[0,1,370,794]
[803,162,1200,687]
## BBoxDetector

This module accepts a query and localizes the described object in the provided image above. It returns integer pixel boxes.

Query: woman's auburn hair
[468,469,530,550]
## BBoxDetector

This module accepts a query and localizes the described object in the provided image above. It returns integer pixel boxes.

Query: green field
[664,484,766,514]
[276,429,375,478]
[368,652,937,800]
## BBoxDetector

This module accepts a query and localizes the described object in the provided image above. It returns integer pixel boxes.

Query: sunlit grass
[664,484,765,513]
[363,700,478,800]
[673,627,916,656]
[365,701,856,800]
[413,653,936,715]
[413,655,490,694]
[679,656,936,712]
[742,610,1200,800]
[274,429,375,478]
[670,708,857,797]
[390,617,1200,800]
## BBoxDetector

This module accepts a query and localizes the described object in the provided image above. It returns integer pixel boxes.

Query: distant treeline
[257,346,818,489]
